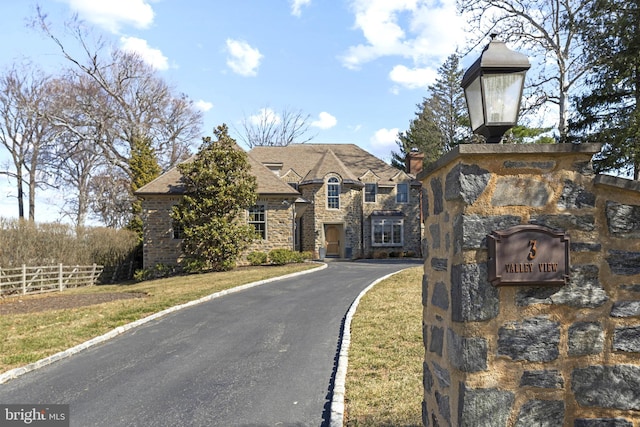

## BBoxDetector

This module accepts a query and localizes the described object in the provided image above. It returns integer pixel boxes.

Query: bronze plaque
[488,225,570,286]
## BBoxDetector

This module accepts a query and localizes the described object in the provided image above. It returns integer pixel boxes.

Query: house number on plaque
[528,240,537,260]
[488,225,570,287]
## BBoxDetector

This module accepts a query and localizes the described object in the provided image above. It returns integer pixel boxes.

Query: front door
[325,225,341,257]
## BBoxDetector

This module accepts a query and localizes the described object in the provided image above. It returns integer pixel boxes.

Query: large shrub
[171,124,257,273]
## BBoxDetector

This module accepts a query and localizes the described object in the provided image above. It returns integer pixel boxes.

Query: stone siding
[361,184,422,257]
[299,181,361,258]
[141,176,423,267]
[297,178,422,259]
[245,197,295,255]
[420,144,640,426]
[299,183,321,255]
[141,195,296,268]
[140,195,184,267]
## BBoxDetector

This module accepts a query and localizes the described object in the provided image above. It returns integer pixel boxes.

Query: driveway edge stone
[0,263,327,384]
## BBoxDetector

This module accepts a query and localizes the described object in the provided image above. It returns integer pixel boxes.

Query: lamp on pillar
[461,34,531,143]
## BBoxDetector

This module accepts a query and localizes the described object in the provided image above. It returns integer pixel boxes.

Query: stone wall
[140,176,423,266]
[245,197,295,254]
[140,195,184,267]
[141,195,296,268]
[298,178,422,259]
[299,183,321,255]
[298,180,368,258]
[419,143,640,426]
[361,184,423,258]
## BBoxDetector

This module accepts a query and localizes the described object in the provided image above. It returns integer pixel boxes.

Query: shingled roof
[135,143,416,197]
[249,144,411,186]
[135,150,300,196]
[302,148,360,185]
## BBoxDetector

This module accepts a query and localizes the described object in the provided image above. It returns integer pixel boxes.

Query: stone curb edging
[329,268,411,427]
[0,263,327,385]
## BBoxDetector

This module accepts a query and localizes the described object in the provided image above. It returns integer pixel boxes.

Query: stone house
[135,143,422,269]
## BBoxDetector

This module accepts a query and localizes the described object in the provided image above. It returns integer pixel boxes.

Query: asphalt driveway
[0,260,421,427]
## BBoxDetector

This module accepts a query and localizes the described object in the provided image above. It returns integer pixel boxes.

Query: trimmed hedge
[268,249,311,265]
[247,251,268,266]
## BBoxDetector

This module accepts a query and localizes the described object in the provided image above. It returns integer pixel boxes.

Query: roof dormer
[359,169,380,183]
[263,162,283,176]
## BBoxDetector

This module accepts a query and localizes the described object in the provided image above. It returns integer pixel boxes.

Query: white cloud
[226,39,263,77]
[341,0,414,70]
[368,127,400,159]
[341,0,466,89]
[195,100,214,112]
[291,0,311,17]
[120,36,169,70]
[370,127,399,149]
[311,112,337,129]
[64,0,154,33]
[389,64,437,89]
[409,1,466,57]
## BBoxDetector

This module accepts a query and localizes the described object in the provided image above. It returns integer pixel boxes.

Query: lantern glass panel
[465,77,484,131]
[481,73,524,124]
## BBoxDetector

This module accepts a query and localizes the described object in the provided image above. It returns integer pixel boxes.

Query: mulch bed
[0,292,148,315]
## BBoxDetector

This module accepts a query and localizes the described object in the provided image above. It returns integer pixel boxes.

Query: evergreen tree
[392,54,469,171]
[429,54,469,151]
[128,136,161,238]
[503,126,556,144]
[571,0,640,179]
[391,98,442,171]
[171,124,257,272]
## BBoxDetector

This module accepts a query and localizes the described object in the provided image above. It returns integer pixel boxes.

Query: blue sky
[0,0,467,222]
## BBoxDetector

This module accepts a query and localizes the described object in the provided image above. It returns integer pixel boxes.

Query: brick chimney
[406,149,424,175]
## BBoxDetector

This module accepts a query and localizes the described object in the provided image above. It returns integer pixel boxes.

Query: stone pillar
[419,143,640,426]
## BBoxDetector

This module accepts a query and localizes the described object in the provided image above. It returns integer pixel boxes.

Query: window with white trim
[364,183,377,203]
[396,183,409,203]
[372,218,404,246]
[248,205,266,239]
[327,177,340,209]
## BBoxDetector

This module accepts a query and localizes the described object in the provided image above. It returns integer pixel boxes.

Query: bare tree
[0,63,55,221]
[31,9,202,227]
[58,142,106,227]
[158,94,202,168]
[87,167,133,229]
[458,0,589,141]
[45,73,117,227]
[236,106,315,148]
[34,8,202,177]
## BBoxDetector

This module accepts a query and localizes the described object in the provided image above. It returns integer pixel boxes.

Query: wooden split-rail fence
[0,264,104,297]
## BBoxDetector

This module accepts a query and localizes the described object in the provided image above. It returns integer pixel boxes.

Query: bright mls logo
[0,405,69,427]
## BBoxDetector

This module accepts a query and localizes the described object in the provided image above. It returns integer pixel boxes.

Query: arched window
[327,177,340,209]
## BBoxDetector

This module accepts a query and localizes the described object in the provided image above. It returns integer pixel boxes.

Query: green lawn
[345,266,424,426]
